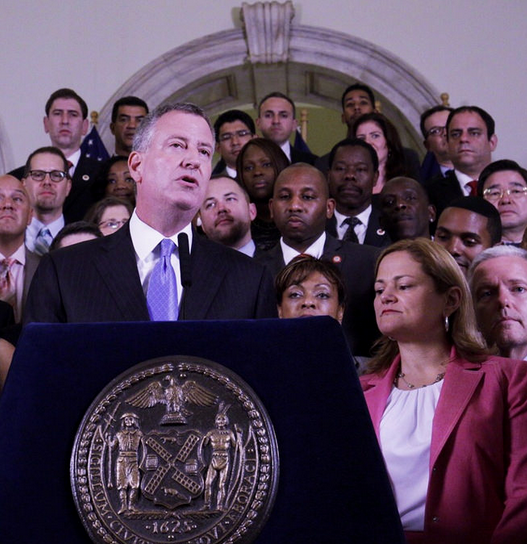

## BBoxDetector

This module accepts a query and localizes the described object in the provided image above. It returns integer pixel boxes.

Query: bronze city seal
[71,356,279,544]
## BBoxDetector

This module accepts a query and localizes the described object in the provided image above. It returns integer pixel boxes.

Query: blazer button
[432,466,437,473]
[432,516,440,523]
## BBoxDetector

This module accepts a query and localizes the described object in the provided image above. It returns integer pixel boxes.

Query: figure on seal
[106,412,144,514]
[202,403,242,511]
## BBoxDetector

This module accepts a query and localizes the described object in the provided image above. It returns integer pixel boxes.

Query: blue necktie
[147,239,178,321]
[33,228,52,256]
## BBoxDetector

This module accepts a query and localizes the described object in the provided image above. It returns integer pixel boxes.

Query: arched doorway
[96,13,441,156]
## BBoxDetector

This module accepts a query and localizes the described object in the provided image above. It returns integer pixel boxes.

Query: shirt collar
[279,141,292,161]
[67,148,81,169]
[0,243,26,265]
[281,232,326,265]
[27,215,65,239]
[129,210,194,260]
[333,205,372,228]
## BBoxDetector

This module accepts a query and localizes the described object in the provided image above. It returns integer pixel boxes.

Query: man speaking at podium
[24,103,277,323]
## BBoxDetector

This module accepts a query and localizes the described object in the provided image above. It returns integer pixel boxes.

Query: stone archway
[97,7,440,154]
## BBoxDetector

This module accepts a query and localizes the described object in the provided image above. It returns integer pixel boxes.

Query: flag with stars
[81,125,110,162]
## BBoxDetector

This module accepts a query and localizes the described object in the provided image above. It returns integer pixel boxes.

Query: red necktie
[467,180,478,196]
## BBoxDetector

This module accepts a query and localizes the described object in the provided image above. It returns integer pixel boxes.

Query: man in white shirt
[469,245,527,361]
[199,176,257,257]
[0,175,39,322]
[256,92,317,165]
[25,103,277,323]
[22,147,71,255]
[326,138,390,248]
[256,163,379,356]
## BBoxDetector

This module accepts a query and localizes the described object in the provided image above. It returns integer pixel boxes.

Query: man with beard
[22,147,71,255]
[434,196,501,277]
[378,177,436,241]
[199,176,257,257]
[326,138,391,248]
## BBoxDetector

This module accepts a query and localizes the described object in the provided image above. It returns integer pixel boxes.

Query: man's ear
[128,151,143,185]
[248,203,257,222]
[489,134,498,153]
[43,116,50,135]
[326,198,335,219]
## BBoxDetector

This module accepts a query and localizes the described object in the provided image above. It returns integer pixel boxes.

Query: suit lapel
[179,236,229,320]
[430,355,483,467]
[361,357,401,441]
[91,225,149,320]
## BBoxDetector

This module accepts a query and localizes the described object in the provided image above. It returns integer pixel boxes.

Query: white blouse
[379,380,443,531]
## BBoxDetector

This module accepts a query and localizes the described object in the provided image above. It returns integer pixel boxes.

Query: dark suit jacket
[63,153,101,223]
[9,153,101,223]
[424,169,463,221]
[290,146,318,166]
[24,224,277,324]
[326,207,391,249]
[255,235,380,356]
[23,249,40,316]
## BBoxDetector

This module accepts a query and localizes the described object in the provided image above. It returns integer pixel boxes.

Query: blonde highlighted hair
[366,238,488,375]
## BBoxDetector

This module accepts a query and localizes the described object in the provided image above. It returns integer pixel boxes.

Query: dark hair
[49,221,103,251]
[45,88,88,119]
[275,255,346,307]
[23,146,69,178]
[236,138,290,189]
[341,84,375,110]
[478,159,527,195]
[446,106,495,139]
[208,174,251,203]
[328,138,379,171]
[419,105,454,138]
[84,196,134,226]
[133,102,214,153]
[351,112,406,180]
[111,96,149,123]
[258,92,296,118]
[213,110,256,142]
[90,156,130,202]
[443,196,502,245]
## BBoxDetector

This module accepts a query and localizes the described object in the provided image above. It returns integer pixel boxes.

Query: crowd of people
[1,83,527,542]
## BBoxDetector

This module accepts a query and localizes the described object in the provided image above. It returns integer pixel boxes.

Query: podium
[0,318,404,543]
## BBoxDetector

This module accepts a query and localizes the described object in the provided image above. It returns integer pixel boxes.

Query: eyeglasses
[483,187,527,201]
[218,130,252,143]
[426,126,446,138]
[98,219,128,230]
[28,170,68,182]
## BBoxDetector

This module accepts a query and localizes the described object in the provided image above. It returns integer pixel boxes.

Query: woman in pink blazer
[361,238,527,544]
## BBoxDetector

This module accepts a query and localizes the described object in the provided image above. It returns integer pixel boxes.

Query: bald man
[0,175,40,322]
[256,162,380,357]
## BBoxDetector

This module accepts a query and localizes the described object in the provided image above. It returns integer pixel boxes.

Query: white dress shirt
[129,211,193,306]
[67,148,81,177]
[281,232,326,265]
[333,206,372,244]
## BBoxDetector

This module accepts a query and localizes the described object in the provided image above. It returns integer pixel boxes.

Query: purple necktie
[147,239,178,321]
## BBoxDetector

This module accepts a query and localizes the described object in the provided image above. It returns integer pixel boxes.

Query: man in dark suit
[419,105,453,183]
[326,138,391,248]
[424,105,498,220]
[256,92,317,165]
[9,88,101,223]
[256,162,380,356]
[24,103,277,324]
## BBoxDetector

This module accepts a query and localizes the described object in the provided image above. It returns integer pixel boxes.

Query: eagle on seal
[126,375,218,424]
